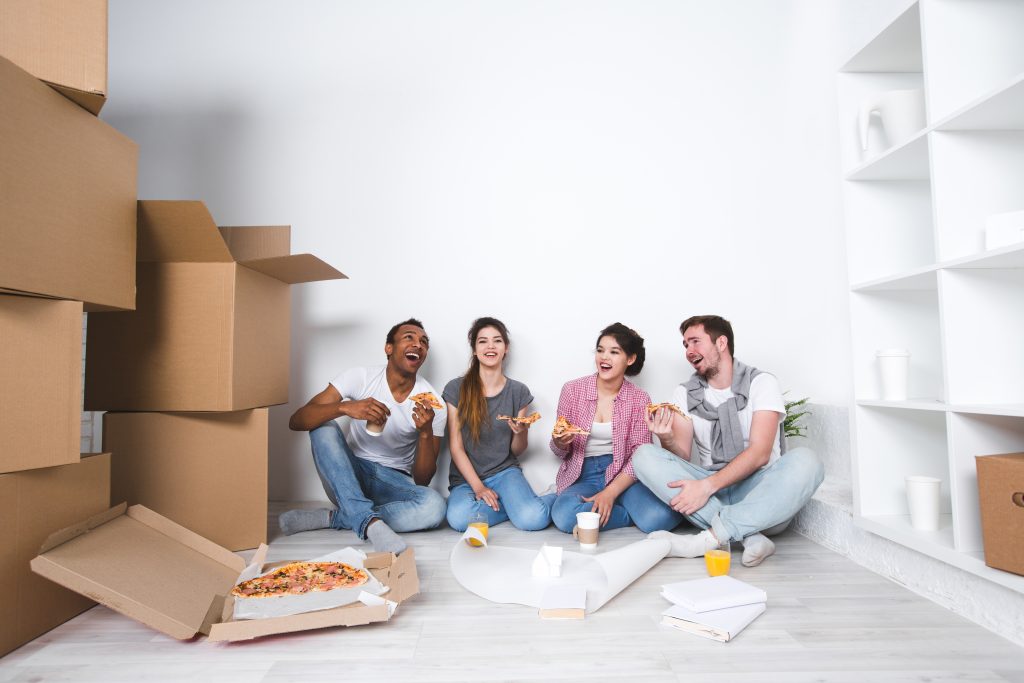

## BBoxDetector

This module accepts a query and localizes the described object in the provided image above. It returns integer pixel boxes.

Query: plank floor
[2,502,1022,683]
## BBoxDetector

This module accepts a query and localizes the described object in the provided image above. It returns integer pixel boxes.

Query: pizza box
[30,503,420,642]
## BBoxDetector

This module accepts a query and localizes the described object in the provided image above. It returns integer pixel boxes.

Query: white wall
[104,0,910,501]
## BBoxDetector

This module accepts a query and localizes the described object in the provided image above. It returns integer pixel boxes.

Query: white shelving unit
[838,0,1024,594]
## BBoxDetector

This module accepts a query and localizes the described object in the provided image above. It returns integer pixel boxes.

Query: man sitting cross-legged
[278,318,447,555]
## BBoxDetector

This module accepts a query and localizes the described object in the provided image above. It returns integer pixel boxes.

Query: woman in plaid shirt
[549,323,684,533]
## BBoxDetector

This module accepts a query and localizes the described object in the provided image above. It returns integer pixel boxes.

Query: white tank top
[584,421,613,458]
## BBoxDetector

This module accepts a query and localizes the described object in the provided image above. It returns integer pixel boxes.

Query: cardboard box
[0,295,81,474]
[104,409,270,551]
[0,56,136,311]
[1,453,110,657]
[0,0,107,114]
[31,504,419,642]
[85,201,345,411]
[976,452,1024,576]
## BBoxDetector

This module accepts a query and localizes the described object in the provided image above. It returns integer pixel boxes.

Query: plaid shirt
[549,374,652,493]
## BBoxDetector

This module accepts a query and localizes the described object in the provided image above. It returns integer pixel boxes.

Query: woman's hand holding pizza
[552,430,574,451]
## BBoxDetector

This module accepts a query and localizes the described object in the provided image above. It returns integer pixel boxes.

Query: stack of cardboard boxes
[1,0,132,657]
[85,200,344,551]
[2,0,345,655]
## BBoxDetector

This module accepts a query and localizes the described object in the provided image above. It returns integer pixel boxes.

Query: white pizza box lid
[30,503,419,642]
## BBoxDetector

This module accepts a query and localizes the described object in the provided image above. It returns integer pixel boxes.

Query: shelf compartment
[856,514,1024,593]
[935,71,1024,131]
[947,412,1024,554]
[930,130,1024,261]
[845,133,929,181]
[921,0,1024,124]
[850,288,944,402]
[940,268,1024,405]
[838,71,927,175]
[853,406,948,525]
[841,3,922,73]
[843,180,934,284]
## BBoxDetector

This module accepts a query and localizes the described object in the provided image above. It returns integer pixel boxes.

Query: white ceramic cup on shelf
[876,349,910,401]
[906,476,941,531]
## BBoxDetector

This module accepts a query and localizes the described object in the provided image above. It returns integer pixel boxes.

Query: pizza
[230,561,369,599]
[410,392,443,410]
[497,413,542,425]
[551,415,590,437]
[646,402,690,419]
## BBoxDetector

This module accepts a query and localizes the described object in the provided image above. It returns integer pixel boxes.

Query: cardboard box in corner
[1,454,110,657]
[31,504,419,643]
[85,200,346,412]
[104,409,269,552]
[0,0,108,114]
[976,453,1024,576]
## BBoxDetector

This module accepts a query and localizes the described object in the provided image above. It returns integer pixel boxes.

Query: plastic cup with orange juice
[465,510,489,547]
[704,538,731,576]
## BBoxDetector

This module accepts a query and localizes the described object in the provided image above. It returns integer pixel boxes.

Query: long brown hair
[459,317,510,443]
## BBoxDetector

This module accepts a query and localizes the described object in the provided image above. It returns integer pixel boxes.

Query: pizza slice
[496,413,542,425]
[551,415,590,438]
[410,392,444,410]
[230,561,369,599]
[646,402,691,419]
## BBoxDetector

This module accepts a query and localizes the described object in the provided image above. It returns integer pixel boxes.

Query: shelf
[856,399,945,411]
[856,400,1024,418]
[935,71,1024,131]
[845,131,929,181]
[849,242,1024,291]
[857,514,1024,594]
[841,3,921,73]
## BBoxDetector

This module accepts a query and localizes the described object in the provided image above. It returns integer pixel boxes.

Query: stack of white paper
[659,576,767,642]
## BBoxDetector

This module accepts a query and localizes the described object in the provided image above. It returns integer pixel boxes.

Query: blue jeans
[631,444,824,542]
[446,466,553,531]
[550,454,684,534]
[310,422,446,538]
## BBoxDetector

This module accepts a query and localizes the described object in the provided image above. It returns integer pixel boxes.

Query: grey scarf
[683,359,785,470]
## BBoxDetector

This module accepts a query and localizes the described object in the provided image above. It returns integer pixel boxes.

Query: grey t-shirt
[442,376,534,489]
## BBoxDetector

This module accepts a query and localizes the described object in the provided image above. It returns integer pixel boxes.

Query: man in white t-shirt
[632,315,824,567]
[278,319,447,555]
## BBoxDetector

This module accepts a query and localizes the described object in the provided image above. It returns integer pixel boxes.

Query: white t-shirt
[670,373,785,470]
[330,365,447,473]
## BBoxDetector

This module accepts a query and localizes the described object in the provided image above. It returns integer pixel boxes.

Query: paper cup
[573,511,600,550]
[876,349,910,401]
[906,475,941,531]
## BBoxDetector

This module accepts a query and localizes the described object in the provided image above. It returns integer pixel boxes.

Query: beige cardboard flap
[219,226,291,261]
[137,201,234,263]
[241,254,347,284]
[30,504,243,641]
[37,502,126,555]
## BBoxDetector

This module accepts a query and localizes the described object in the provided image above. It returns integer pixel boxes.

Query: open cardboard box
[31,504,419,642]
[85,200,346,411]
[0,0,108,114]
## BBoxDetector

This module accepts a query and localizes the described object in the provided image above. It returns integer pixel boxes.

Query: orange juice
[704,548,731,576]
[466,521,489,547]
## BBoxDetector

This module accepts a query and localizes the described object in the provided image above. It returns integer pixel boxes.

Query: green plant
[784,394,811,439]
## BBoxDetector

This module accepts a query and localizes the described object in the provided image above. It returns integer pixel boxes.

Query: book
[660,575,767,613]
[538,584,586,620]
[661,602,766,642]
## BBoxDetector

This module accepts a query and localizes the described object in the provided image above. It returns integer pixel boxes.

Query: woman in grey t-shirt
[443,317,553,531]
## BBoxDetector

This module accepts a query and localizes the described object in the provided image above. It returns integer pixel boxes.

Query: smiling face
[473,326,507,369]
[386,324,430,375]
[681,324,728,379]
[594,335,636,381]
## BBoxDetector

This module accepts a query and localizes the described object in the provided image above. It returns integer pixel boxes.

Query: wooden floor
[2,503,1023,683]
